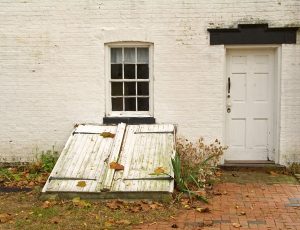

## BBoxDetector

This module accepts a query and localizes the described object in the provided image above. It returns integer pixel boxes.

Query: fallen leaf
[184,204,190,209]
[146,202,162,210]
[238,211,246,216]
[115,219,131,225]
[89,213,100,220]
[104,221,113,227]
[180,198,189,205]
[9,168,18,173]
[72,197,91,208]
[0,213,13,223]
[139,202,150,212]
[41,201,51,209]
[52,218,60,224]
[106,200,124,210]
[154,201,163,207]
[72,197,81,204]
[269,171,278,176]
[129,206,140,213]
[150,167,166,176]
[76,181,86,187]
[100,132,115,138]
[109,162,124,170]
[215,171,222,176]
[195,207,210,213]
[195,189,206,197]
[213,190,222,195]
[232,223,241,228]
[28,181,35,186]
[171,223,179,228]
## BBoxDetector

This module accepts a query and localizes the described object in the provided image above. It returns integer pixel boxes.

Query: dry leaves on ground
[105,200,164,213]
[1,169,49,189]
[269,171,278,176]
[42,201,51,209]
[106,200,124,210]
[72,197,91,208]
[0,213,13,223]
[115,219,131,225]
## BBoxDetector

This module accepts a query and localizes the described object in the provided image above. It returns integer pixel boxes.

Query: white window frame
[105,42,154,117]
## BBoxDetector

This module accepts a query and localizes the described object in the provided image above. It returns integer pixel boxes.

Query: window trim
[105,42,154,117]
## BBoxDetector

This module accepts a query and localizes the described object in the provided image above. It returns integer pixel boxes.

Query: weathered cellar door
[42,123,175,198]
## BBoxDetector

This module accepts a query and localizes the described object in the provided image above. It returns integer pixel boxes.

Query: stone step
[220,162,286,172]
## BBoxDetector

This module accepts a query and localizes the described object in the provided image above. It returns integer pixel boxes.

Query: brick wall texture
[0,0,299,164]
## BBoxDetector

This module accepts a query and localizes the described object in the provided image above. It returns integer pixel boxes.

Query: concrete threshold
[219,161,286,171]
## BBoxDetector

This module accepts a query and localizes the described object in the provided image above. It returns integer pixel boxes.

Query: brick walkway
[134,183,300,230]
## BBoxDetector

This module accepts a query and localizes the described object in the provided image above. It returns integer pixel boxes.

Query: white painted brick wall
[280,44,300,164]
[0,0,299,164]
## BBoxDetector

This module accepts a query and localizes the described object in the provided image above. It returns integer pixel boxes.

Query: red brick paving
[134,183,300,230]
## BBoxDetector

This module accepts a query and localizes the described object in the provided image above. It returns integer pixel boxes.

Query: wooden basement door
[42,123,175,197]
[225,49,275,161]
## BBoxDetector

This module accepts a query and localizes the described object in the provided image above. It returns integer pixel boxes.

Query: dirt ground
[0,170,299,230]
[0,190,178,230]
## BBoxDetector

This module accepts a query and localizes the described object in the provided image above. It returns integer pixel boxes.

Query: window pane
[124,48,135,63]
[112,98,123,111]
[137,48,149,63]
[111,64,122,79]
[138,98,149,111]
[111,48,122,64]
[124,64,135,79]
[124,82,136,96]
[137,64,149,79]
[111,82,123,96]
[137,82,149,95]
[125,98,136,111]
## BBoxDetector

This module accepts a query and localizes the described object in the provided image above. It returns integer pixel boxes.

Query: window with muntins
[110,46,151,115]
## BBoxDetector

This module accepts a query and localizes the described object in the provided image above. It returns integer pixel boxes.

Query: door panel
[225,49,274,161]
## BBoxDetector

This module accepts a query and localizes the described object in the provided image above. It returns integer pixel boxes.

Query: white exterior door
[225,49,275,161]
